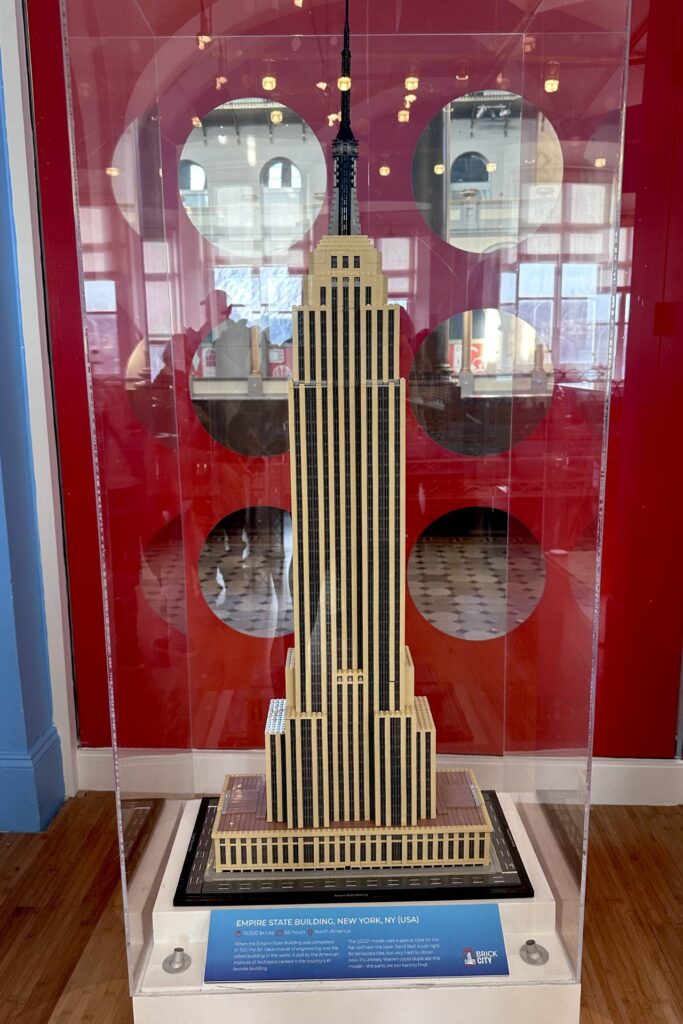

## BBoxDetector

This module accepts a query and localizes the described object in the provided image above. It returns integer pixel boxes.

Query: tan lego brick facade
[212,233,492,874]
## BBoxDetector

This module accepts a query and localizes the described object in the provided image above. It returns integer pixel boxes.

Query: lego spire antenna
[339,0,352,134]
[329,0,360,234]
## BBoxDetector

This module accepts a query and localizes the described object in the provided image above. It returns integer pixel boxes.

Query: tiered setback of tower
[265,689,437,829]
[212,236,493,872]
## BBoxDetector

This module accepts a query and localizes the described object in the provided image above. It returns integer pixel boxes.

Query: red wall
[27,1,110,743]
[27,0,681,758]
[596,0,683,757]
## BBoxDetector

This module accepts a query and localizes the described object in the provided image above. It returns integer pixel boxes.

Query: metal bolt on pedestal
[519,938,549,966]
[162,946,192,974]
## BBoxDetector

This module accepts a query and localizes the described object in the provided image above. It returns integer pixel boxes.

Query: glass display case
[62,0,629,1019]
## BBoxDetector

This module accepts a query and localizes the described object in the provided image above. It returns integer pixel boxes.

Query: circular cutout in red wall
[198,506,293,638]
[408,505,545,640]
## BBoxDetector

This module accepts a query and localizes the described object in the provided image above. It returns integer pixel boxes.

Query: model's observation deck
[212,1,492,873]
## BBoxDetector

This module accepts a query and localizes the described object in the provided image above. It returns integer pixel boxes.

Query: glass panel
[62,0,629,1008]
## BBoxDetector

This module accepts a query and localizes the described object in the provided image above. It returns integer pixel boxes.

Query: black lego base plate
[173,790,534,907]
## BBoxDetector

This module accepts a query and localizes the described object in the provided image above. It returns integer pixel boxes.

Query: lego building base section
[128,793,581,1023]
[210,769,493,874]
[173,786,531,905]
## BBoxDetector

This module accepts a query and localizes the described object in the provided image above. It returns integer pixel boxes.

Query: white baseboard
[588,757,683,805]
[76,748,683,806]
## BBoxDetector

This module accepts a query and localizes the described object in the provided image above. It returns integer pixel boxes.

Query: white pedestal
[131,795,581,1024]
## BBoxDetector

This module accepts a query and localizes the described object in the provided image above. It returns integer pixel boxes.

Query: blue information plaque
[204,903,509,982]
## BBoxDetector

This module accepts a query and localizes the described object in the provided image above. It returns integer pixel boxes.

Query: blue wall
[0,54,64,830]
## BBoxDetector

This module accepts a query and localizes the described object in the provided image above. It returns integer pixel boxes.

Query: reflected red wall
[26,0,681,757]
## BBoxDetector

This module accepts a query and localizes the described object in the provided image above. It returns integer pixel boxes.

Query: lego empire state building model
[211,3,493,876]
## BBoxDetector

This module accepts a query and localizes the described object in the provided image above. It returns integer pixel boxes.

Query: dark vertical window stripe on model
[270,737,278,818]
[416,730,422,818]
[344,386,352,666]
[322,382,334,805]
[332,379,342,655]
[406,726,412,821]
[377,386,390,709]
[347,685,355,819]
[366,380,375,810]
[301,719,313,827]
[304,387,321,710]
[342,282,350,384]
[321,310,327,381]
[293,392,306,703]
[308,311,316,380]
[337,685,344,814]
[321,386,332,699]
[379,718,386,825]
[280,734,287,818]
[356,402,364,676]
[297,310,305,378]
[394,384,402,705]
[354,295,365,681]
[341,282,352,674]
[358,685,365,819]
[390,718,401,826]
[317,719,325,824]
[377,309,384,378]
[331,279,338,384]
[354,280,361,382]
[388,308,395,378]
[290,720,298,826]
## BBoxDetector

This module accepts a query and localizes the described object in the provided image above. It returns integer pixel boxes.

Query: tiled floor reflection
[142,510,546,642]
[140,520,187,634]
[198,508,293,638]
[408,534,545,640]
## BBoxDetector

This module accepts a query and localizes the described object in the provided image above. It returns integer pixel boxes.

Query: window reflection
[503,258,616,375]
[451,151,489,184]
[261,157,302,190]
[412,90,563,253]
[497,165,628,381]
[179,99,325,259]
[410,309,553,456]
[83,276,121,377]
[179,158,208,195]
[189,269,299,456]
[377,236,416,310]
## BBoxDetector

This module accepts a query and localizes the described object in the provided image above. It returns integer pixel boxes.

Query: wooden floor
[0,794,680,1024]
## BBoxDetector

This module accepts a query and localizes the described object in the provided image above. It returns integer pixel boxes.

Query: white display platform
[130,793,581,1023]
